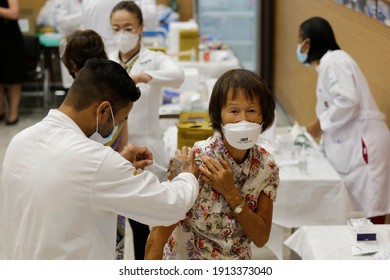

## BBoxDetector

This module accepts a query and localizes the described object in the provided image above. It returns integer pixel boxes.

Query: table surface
[273,148,353,228]
[260,127,354,259]
[284,225,390,260]
[178,56,241,79]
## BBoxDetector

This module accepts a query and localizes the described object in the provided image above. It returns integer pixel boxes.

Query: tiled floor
[0,97,296,260]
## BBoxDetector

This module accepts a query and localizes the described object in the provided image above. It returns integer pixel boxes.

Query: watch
[233,200,246,214]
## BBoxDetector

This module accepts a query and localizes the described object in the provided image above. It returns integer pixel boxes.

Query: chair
[22,35,51,111]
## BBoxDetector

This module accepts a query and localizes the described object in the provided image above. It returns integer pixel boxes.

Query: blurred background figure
[0,0,26,125]
[297,17,390,224]
[37,0,159,90]
[109,0,184,260]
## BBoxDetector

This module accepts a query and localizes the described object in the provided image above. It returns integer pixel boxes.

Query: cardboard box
[19,0,48,34]
[18,8,35,35]
[177,111,213,148]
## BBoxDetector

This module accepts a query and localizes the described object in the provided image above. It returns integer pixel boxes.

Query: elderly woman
[145,69,280,260]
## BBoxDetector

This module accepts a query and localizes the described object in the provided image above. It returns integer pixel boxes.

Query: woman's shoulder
[253,144,279,172]
[322,50,354,65]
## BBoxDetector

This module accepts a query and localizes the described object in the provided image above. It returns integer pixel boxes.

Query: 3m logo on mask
[222,121,262,150]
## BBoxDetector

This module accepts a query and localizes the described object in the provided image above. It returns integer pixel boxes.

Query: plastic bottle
[298,147,308,173]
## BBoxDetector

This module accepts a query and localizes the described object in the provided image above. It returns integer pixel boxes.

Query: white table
[263,129,354,259]
[178,55,241,78]
[273,149,352,228]
[284,225,390,260]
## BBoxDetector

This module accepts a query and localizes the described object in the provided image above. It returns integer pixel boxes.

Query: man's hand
[120,144,153,170]
[166,146,199,180]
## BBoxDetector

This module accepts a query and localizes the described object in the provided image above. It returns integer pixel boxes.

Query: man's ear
[96,101,112,122]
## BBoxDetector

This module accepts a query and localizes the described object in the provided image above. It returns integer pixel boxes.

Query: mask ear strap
[93,106,101,134]
[108,106,115,127]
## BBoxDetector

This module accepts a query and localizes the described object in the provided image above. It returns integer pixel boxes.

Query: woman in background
[145,69,279,260]
[0,0,26,125]
[109,1,184,259]
[297,17,390,223]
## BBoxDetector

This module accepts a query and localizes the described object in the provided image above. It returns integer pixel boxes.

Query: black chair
[22,35,51,111]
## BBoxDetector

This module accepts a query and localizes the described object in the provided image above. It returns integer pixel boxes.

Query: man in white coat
[1,58,199,259]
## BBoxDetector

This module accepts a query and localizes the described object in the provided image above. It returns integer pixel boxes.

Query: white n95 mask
[89,106,119,145]
[222,120,262,150]
[114,31,138,54]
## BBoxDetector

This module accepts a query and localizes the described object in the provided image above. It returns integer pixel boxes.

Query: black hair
[299,17,340,63]
[65,58,140,112]
[208,69,275,134]
[110,1,143,25]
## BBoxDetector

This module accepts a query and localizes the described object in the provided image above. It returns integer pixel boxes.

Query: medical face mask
[114,31,139,54]
[221,120,262,150]
[89,106,119,145]
[296,41,308,64]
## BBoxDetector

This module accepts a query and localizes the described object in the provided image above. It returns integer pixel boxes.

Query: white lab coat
[316,50,390,217]
[1,110,198,259]
[109,45,184,182]
[81,0,123,54]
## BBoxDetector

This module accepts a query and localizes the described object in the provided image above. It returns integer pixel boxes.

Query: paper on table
[351,244,378,256]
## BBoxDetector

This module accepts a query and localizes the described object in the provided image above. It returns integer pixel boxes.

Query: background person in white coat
[108,1,184,259]
[1,58,199,259]
[41,0,158,89]
[297,17,390,224]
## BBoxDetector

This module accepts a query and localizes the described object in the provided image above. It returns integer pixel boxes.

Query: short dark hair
[110,1,143,25]
[299,17,340,63]
[65,58,140,112]
[208,69,275,134]
[62,29,107,78]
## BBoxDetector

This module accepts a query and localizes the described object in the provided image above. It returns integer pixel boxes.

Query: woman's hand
[166,146,199,180]
[307,118,322,138]
[199,155,273,247]
[198,155,238,198]
[130,72,152,84]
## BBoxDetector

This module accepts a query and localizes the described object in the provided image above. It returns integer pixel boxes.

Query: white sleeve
[54,0,83,37]
[91,151,199,226]
[318,59,359,133]
[144,52,185,88]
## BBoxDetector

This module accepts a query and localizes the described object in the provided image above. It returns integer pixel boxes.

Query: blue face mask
[296,41,308,64]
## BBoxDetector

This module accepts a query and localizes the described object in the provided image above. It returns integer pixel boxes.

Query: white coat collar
[45,109,86,137]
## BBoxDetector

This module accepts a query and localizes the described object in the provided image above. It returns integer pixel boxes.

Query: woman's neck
[120,44,141,64]
[223,138,248,164]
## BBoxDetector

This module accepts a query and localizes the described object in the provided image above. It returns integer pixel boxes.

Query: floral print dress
[163,132,279,260]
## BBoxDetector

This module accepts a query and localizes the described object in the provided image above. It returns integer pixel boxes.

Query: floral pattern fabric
[163,132,279,260]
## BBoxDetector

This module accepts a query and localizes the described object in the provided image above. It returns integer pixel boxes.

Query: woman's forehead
[226,89,258,101]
